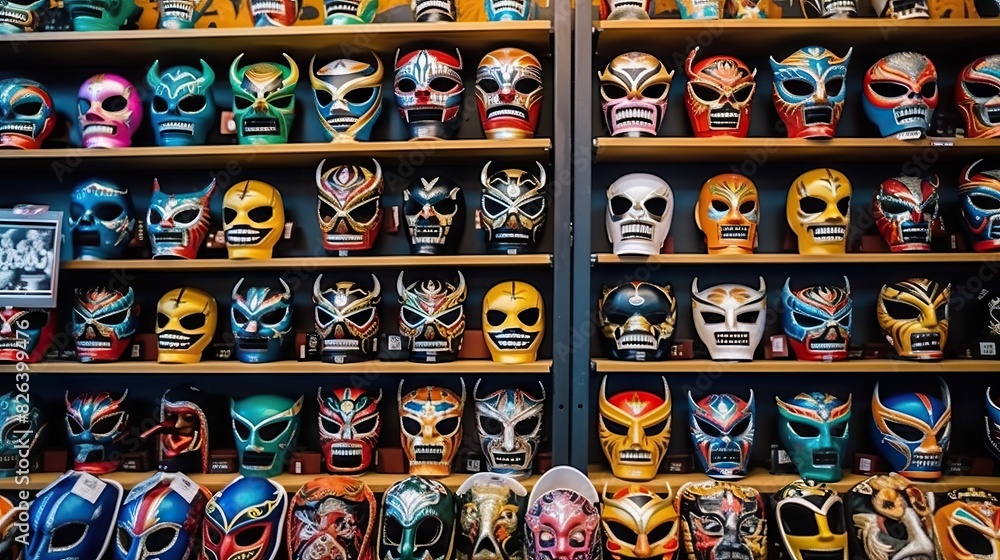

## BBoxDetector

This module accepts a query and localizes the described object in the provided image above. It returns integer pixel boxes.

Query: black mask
[403,176,465,255]
[599,281,677,361]
[480,161,548,255]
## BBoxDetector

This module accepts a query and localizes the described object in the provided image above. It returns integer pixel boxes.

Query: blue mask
[781,278,852,362]
[72,285,139,363]
[485,0,530,20]
[27,471,124,560]
[64,0,136,30]
[769,47,851,139]
[147,179,215,260]
[688,391,755,480]
[115,472,209,560]
[870,380,951,480]
[309,54,383,142]
[0,0,46,32]
[986,388,1000,462]
[69,179,137,260]
[65,390,130,475]
[146,60,218,147]
[959,161,1000,253]
[0,391,46,478]
[231,278,293,364]
[776,392,851,482]
[0,78,55,149]
[204,476,288,560]
[231,394,303,478]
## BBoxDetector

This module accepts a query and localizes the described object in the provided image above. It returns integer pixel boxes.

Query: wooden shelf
[593,358,996,373]
[594,253,1000,265]
[594,137,1000,163]
[62,254,553,272]
[5,359,552,374]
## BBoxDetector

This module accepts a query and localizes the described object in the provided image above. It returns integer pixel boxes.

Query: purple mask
[78,74,144,149]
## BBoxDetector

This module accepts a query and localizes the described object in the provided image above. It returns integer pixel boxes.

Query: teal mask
[378,476,456,560]
[231,394,303,478]
[64,0,136,30]
[230,53,299,145]
[776,392,851,482]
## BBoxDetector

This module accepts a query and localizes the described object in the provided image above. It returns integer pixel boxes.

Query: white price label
[981,342,997,357]
[71,473,107,504]
[169,474,200,503]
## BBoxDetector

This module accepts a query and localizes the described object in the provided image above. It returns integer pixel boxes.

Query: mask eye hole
[731,416,752,437]
[711,200,729,213]
[787,420,820,438]
[919,81,937,99]
[827,502,846,534]
[829,422,848,438]
[101,309,129,326]
[233,525,266,548]
[179,313,207,330]
[101,95,128,112]
[223,208,237,225]
[690,84,722,103]
[434,198,458,216]
[738,201,756,214]
[401,417,421,437]
[520,197,545,217]
[601,417,629,436]
[436,416,460,436]
[12,101,42,116]
[482,196,507,218]
[344,308,376,327]
[258,419,291,441]
[233,418,252,441]
[647,310,669,325]
[879,198,910,215]
[429,77,460,93]
[643,418,669,437]
[736,311,759,324]
[401,307,424,328]
[641,83,667,99]
[518,308,540,327]
[52,521,88,551]
[384,518,403,546]
[174,209,201,225]
[779,503,819,535]
[205,524,223,546]
[319,415,341,436]
[779,79,815,98]
[694,416,722,438]
[603,310,632,324]
[344,87,378,104]
[699,311,725,325]
[144,526,179,555]
[19,311,49,330]
[646,520,675,544]
[91,411,125,437]
[179,95,207,112]
[799,196,827,215]
[157,312,170,329]
[396,78,417,93]
[479,416,503,436]
[604,520,637,545]
[314,89,334,106]
[601,84,628,100]
[514,78,541,95]
[965,81,1000,99]
[269,95,294,110]
[234,96,253,110]
[740,516,759,535]
[644,196,668,217]
[515,416,540,436]
[486,310,507,327]
[731,83,754,103]
[437,307,464,327]
[67,415,85,436]
[869,81,910,99]
[882,300,921,321]
[414,517,443,546]
[883,419,924,443]
[837,196,851,216]
[115,527,132,554]
[934,302,948,321]
[969,194,1000,211]
[92,202,124,221]
[247,206,274,223]
[260,308,288,326]
[793,311,824,329]
[148,209,164,225]
[354,416,378,435]
[351,199,380,223]
[478,78,501,94]
[825,77,844,97]
[609,195,633,216]
[882,518,910,541]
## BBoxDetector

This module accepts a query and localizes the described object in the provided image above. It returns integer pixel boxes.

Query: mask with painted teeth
[800,0,855,17]
[398,273,466,363]
[0,78,54,149]
[871,0,928,17]
[482,280,545,364]
[65,390,129,474]
[410,0,455,20]
[313,274,381,364]
[863,52,938,139]
[69,179,136,261]
[223,180,285,260]
[378,476,456,560]
[696,173,758,255]
[677,480,765,560]
[597,376,671,482]
[398,380,465,477]
[0,0,45,32]
[156,0,209,27]
[316,159,384,254]
[289,476,377,560]
[599,52,672,138]
[0,391,46,478]
[322,0,377,22]
[691,277,765,362]
[0,307,53,363]
[475,380,544,479]
[310,54,382,141]
[601,483,679,560]
[845,473,934,560]
[874,175,939,252]
[156,287,218,364]
[600,0,654,18]
[146,59,217,147]
[786,168,851,255]
[876,278,950,361]
[870,380,951,480]
[957,56,1000,139]
[476,48,543,140]
[776,394,851,482]
[774,480,847,560]
[72,284,138,363]
[403,175,464,255]
[250,0,300,25]
[231,53,299,145]
[148,178,215,260]
[770,46,851,139]
[480,161,547,254]
[684,48,756,138]
[487,0,530,19]
[687,391,754,480]
[231,278,293,364]
[599,281,676,362]
[394,49,464,139]
[231,394,303,478]
[781,278,852,362]
[317,387,381,473]
[64,0,136,30]
[77,73,143,148]
[960,161,1000,253]
[606,173,673,256]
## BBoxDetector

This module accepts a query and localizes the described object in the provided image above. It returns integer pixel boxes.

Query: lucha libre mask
[599,52,672,138]
[800,0,855,17]
[876,278,950,360]
[146,60,217,147]
[157,287,218,363]
[313,274,381,364]
[115,472,210,560]
[525,466,602,560]
[786,168,852,255]
[157,0,209,28]
[476,48,544,140]
[398,381,466,477]
[231,278,293,363]
[411,0,454,20]
[148,179,215,260]
[27,471,123,560]
[688,392,755,480]
[776,393,851,482]
[691,278,767,362]
[72,284,139,363]
[845,474,934,560]
[231,394,304,478]
[600,0,654,18]
[316,159,384,254]
[455,473,529,560]
[474,380,545,479]
[204,476,287,560]
[599,281,677,362]
[482,281,545,364]
[0,391,46,478]
[317,387,382,473]
[223,180,285,259]
[677,481,766,560]
[394,49,464,140]
[989,389,1000,462]
[959,160,1000,252]
[141,385,227,474]
[322,0,377,23]
[0,0,45,32]
[0,79,54,149]
[684,48,756,138]
[956,56,1000,139]
[871,0,927,17]
[598,377,672,482]
[487,0,531,19]
[863,53,938,139]
[69,179,137,260]
[780,278,852,362]
[0,307,53,363]
[65,390,129,474]
[250,0,299,26]
[230,54,299,145]
[378,476,456,560]
[870,380,951,480]
[601,483,679,560]
[480,161,547,254]
[288,476,377,560]
[774,481,847,560]
[64,0,135,30]
[310,55,382,141]
[676,0,720,18]
[77,74,143,148]
[933,487,1000,560]
[770,47,851,139]
[404,176,465,255]
[398,272,467,363]
[695,173,759,255]
[873,175,940,252]
[606,173,674,256]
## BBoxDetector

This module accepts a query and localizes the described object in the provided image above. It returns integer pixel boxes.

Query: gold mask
[398,380,466,477]
[223,180,285,260]
[601,483,679,560]
[695,173,759,255]
[876,278,950,360]
[482,280,545,364]
[933,488,1000,560]
[156,287,217,364]
[598,376,672,482]
[786,168,851,255]
[774,480,848,560]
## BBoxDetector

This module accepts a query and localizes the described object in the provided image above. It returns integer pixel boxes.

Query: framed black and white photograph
[0,210,62,308]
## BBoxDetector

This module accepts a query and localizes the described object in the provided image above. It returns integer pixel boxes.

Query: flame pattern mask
[876,278,950,360]
[398,380,466,477]
[65,390,129,474]
[317,387,382,474]
[684,48,756,138]
[316,159,384,254]
[780,278,852,362]
[599,376,672,482]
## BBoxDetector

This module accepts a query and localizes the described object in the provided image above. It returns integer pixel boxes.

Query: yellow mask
[786,169,851,255]
[482,280,545,364]
[156,287,218,364]
[774,480,848,560]
[598,376,672,482]
[695,173,759,255]
[601,483,679,560]
[876,278,950,360]
[223,180,285,259]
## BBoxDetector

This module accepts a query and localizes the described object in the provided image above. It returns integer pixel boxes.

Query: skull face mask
[606,173,674,256]
[404,176,465,255]
[786,168,852,255]
[959,160,1000,252]
[525,469,601,560]
[288,476,377,560]
[230,54,299,145]
[876,278,950,360]
[313,274,381,364]
[776,393,851,482]
[317,387,382,473]
[676,481,766,560]
[476,48,544,140]
[845,474,934,560]
[474,380,545,479]
[870,380,951,479]
[601,483,679,560]
[394,49,464,140]
[65,390,129,474]
[156,287,218,364]
[148,179,216,260]
[781,278,852,362]
[863,53,939,139]
[487,0,531,19]
[69,179,136,260]
[695,173,759,255]
[114,472,210,560]
[316,159,384,254]
[146,60,217,147]
[0,0,45,32]
[684,48,756,138]
[480,161,547,254]
[231,394,304,478]
[482,281,545,364]
[800,0,855,17]
[223,180,286,259]
[688,392,755,480]
[72,284,139,363]
[956,56,1000,139]
[774,481,847,560]
[599,281,677,362]
[231,278,293,364]
[933,487,1000,560]
[321,0,377,23]
[0,78,54,149]
[455,473,529,560]
[398,380,466,477]
[0,391,45,478]
[691,278,767,362]
[598,377,672,482]
[398,272,467,363]
[0,307,53,363]
[599,52,672,138]
[310,55,383,141]
[204,476,287,560]
[600,0,654,18]
[874,175,940,252]
[77,74,143,148]
[27,472,123,560]
[410,0,455,20]
[770,47,851,139]
[378,476,456,560]
[64,0,136,30]
[250,0,300,26]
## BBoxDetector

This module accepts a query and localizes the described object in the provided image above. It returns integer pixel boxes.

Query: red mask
[316,159,384,254]
[873,175,940,252]
[317,388,382,474]
[0,308,53,363]
[955,56,1000,140]
[287,476,377,560]
[684,47,756,138]
[476,48,544,140]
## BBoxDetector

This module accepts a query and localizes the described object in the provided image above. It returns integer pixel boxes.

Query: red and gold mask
[317,388,381,474]
[316,159,383,254]
[684,48,756,138]
[476,48,543,140]
[695,174,759,255]
[398,381,466,477]
[873,175,940,252]
[598,377,672,482]
[955,56,1000,140]
[602,483,679,560]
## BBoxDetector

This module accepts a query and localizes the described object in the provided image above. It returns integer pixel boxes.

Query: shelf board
[594,137,1000,163]
[593,358,996,373]
[594,253,1000,265]
[6,359,552,375]
[62,254,553,272]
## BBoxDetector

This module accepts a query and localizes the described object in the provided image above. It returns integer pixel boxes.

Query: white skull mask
[691,277,767,361]
[605,173,674,256]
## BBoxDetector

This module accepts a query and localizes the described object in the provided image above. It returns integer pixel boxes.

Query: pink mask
[77,74,143,149]
[526,489,601,560]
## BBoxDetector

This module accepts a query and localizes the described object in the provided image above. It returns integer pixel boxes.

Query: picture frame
[0,209,62,309]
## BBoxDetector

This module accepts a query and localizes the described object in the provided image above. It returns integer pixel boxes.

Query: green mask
[378,476,456,560]
[230,53,299,145]
[325,0,378,24]
[231,394,303,478]
[776,392,851,482]
[64,0,136,31]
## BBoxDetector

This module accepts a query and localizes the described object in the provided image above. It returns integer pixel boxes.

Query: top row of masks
[601,0,994,18]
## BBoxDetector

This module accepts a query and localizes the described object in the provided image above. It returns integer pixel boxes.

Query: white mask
[691,277,767,361]
[606,173,674,256]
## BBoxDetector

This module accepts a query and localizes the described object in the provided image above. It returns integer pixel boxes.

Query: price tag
[71,473,107,504]
[981,342,997,357]
[859,458,872,472]
[169,474,200,503]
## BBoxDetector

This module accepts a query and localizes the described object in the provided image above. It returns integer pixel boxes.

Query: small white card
[169,474,200,503]
[71,473,107,504]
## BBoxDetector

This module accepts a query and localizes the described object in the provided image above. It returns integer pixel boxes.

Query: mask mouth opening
[250,0,289,16]
[490,0,527,12]
[714,331,750,346]
[491,229,532,242]
[709,105,741,129]
[492,451,527,466]
[68,4,109,18]
[910,452,941,469]
[411,225,448,245]
[324,0,360,13]
[0,336,28,350]
[83,448,106,463]
[618,220,654,241]
[242,117,280,136]
[892,104,930,126]
[151,230,188,247]
[0,121,35,136]
[323,338,362,351]
[236,337,272,351]
[818,0,856,12]
[329,443,365,468]
[72,230,103,247]
[406,108,446,123]
[720,225,750,240]
[618,449,653,463]
[157,121,195,137]
[909,332,941,351]
[983,105,1000,125]
[413,0,454,16]
[811,449,839,466]
[82,122,118,137]
[710,450,743,464]
[325,112,360,130]
[488,329,537,350]
[804,105,834,125]
[888,0,927,14]
[413,444,445,463]
[225,226,269,246]
[900,221,930,243]
[487,105,529,122]
[325,232,366,245]
[715,548,752,560]
[76,334,113,349]
[612,105,656,131]
[615,331,658,350]
[242,451,277,468]
[807,339,845,352]
[160,0,195,19]
[158,330,200,350]
[414,340,450,351]
[0,9,33,24]
[807,225,846,242]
